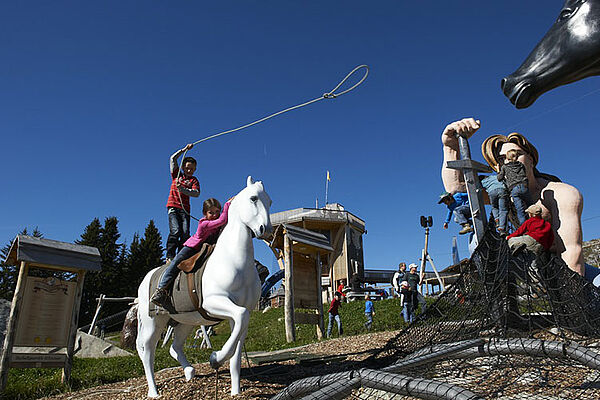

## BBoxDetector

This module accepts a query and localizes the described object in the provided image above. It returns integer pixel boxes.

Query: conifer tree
[140,220,164,272]
[76,219,103,324]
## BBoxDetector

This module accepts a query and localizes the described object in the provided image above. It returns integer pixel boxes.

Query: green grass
[3,298,411,399]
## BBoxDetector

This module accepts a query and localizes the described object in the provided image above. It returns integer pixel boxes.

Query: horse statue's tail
[120,302,139,349]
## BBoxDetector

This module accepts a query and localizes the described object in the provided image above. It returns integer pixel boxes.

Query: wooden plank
[0,261,29,391]
[292,253,318,309]
[63,270,85,384]
[284,233,295,343]
[294,312,320,325]
[315,252,324,340]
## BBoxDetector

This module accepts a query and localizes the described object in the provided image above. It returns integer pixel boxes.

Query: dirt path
[42,330,398,400]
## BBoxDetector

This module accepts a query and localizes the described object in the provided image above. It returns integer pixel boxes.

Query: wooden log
[0,261,29,391]
[284,233,295,343]
[315,252,324,340]
[62,270,85,384]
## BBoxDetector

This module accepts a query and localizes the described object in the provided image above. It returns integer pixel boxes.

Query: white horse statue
[134,176,272,397]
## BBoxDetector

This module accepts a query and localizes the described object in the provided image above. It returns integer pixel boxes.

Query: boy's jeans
[511,184,532,225]
[402,303,414,323]
[453,205,471,225]
[365,312,373,330]
[327,313,342,337]
[166,207,191,259]
[488,188,509,231]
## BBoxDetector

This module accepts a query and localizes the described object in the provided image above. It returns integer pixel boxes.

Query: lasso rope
[173,65,369,221]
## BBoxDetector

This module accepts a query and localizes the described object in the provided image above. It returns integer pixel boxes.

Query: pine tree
[127,233,144,295]
[76,219,103,325]
[0,228,43,300]
[140,220,164,272]
[125,220,164,295]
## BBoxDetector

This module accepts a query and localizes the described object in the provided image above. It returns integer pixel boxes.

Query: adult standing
[391,262,407,297]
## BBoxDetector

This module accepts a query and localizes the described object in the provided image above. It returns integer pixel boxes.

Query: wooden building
[269,203,366,302]
[268,224,333,342]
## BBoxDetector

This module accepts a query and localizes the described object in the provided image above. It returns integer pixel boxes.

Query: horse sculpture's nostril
[259,225,265,236]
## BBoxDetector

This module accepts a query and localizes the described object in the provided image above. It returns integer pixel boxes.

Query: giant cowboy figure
[440,118,599,286]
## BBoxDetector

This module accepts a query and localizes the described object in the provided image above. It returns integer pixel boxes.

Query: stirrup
[151,288,177,314]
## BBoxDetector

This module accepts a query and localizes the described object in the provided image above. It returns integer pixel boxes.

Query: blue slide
[261,270,284,298]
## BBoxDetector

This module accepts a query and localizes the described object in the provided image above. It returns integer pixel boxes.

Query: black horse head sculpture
[502,0,600,109]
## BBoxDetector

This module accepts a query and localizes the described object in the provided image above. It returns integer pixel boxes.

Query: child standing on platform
[166,144,200,261]
[480,174,509,233]
[498,149,532,225]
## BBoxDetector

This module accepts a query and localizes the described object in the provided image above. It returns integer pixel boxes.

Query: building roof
[5,235,102,272]
[271,203,365,233]
[269,224,333,254]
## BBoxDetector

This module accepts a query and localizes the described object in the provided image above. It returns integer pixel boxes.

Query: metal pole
[426,254,445,292]
[88,294,105,335]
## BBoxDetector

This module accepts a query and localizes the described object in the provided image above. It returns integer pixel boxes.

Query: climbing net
[273,228,600,399]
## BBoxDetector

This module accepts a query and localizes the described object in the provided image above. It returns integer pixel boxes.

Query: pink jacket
[183,201,230,249]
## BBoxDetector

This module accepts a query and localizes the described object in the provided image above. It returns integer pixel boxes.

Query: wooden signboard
[0,235,101,391]
[14,277,77,348]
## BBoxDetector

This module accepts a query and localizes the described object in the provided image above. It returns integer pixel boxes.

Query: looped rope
[174,65,369,220]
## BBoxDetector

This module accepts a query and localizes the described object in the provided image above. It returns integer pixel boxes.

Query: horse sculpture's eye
[558,8,575,21]
[250,195,258,203]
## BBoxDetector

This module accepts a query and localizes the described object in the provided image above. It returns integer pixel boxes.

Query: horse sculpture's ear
[247,176,255,187]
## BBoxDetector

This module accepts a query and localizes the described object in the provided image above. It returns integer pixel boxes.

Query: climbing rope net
[273,227,600,399]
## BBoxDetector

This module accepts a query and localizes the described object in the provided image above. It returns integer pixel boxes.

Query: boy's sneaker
[151,288,177,314]
[459,223,473,235]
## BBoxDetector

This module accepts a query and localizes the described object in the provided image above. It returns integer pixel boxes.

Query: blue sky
[2,1,600,278]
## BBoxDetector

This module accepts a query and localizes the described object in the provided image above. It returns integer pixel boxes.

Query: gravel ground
[42,330,399,400]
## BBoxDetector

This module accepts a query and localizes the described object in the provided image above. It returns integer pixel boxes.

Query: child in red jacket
[507,204,553,256]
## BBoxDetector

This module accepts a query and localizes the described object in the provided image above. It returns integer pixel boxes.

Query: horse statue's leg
[228,321,249,395]
[136,272,170,398]
[136,310,169,397]
[169,323,196,381]
[203,295,250,395]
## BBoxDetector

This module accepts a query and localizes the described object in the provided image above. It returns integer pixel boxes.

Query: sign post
[0,235,101,391]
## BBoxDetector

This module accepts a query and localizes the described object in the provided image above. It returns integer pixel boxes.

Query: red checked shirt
[166,170,200,213]
[507,215,554,250]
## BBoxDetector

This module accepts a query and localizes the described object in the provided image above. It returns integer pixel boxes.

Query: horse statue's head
[231,176,273,239]
[502,0,600,108]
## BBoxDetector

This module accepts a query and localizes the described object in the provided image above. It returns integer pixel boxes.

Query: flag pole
[325,171,330,205]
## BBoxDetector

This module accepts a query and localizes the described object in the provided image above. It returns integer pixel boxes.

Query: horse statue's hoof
[184,366,195,381]
[209,352,222,369]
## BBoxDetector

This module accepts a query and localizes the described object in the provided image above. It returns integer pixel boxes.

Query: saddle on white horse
[148,243,223,323]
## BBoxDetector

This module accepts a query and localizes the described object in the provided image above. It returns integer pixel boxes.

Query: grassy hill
[4,297,408,400]
[583,239,600,268]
